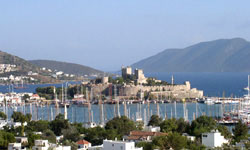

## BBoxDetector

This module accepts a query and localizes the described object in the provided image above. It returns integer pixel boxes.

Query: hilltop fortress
[88,66,203,100]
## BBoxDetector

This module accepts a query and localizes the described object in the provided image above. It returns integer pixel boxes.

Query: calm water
[146,72,250,97]
[1,102,237,124]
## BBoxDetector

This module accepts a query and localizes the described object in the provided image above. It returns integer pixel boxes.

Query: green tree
[190,116,216,137]
[136,142,154,150]
[148,115,163,126]
[22,94,30,101]
[62,126,80,142]
[62,140,78,150]
[233,120,248,143]
[160,118,178,133]
[11,112,27,136]
[25,114,32,122]
[0,131,15,149]
[26,120,49,133]
[166,133,188,150]
[49,114,70,136]
[41,129,56,143]
[105,116,137,139]
[72,123,87,134]
[176,118,190,134]
[84,126,113,146]
[0,112,7,120]
[152,133,188,150]
[27,133,41,148]
[217,125,232,140]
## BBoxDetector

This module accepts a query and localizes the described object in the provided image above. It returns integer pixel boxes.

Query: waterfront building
[202,130,228,148]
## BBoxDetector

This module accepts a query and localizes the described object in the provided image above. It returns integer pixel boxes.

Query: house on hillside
[202,130,228,148]
[124,131,167,143]
[76,139,91,150]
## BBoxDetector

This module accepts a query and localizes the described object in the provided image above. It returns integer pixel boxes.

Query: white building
[89,140,142,150]
[56,71,64,76]
[143,126,160,132]
[31,139,71,150]
[83,122,97,128]
[76,140,91,150]
[202,130,228,148]
[32,140,49,150]
[8,143,24,150]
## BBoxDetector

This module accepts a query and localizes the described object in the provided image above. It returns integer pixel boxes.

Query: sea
[0,72,249,124]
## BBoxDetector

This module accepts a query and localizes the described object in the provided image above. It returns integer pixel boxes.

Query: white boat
[204,98,214,105]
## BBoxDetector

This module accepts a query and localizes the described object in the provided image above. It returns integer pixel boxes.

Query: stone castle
[88,66,203,100]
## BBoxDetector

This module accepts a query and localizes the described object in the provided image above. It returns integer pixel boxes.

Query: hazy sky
[1,0,250,71]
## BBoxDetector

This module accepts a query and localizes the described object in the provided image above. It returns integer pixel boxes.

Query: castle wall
[89,81,203,99]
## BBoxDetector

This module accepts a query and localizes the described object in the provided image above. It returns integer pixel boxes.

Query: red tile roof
[130,131,167,136]
[76,140,90,145]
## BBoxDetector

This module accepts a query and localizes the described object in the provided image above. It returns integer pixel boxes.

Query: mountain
[132,38,250,72]
[0,50,58,83]
[0,51,41,74]
[30,60,103,76]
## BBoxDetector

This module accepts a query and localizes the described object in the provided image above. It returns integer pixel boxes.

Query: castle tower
[122,66,132,79]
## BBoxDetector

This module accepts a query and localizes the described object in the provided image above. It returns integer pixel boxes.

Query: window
[203,135,207,137]
[112,144,114,147]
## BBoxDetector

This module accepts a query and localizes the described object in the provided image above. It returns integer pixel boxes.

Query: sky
[1,0,250,71]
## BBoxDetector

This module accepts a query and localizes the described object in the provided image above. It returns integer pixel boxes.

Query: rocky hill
[132,38,250,72]
[0,50,58,83]
[30,60,103,76]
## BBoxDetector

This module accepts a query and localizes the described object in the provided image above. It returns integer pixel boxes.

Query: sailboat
[14,80,27,89]
[243,75,250,99]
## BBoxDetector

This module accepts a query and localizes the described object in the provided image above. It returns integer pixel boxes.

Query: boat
[204,98,214,105]
[14,80,27,89]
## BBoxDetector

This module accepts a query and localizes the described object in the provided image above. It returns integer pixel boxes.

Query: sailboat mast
[62,84,64,103]
[248,75,249,97]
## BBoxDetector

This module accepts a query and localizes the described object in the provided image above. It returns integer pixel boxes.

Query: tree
[152,133,188,150]
[190,116,216,137]
[136,142,154,150]
[233,120,248,143]
[84,126,112,146]
[148,115,163,126]
[0,112,7,120]
[62,126,80,142]
[22,94,30,101]
[176,118,190,134]
[26,120,49,133]
[105,116,137,139]
[49,114,70,136]
[166,133,188,150]
[62,140,78,150]
[41,130,56,143]
[11,112,27,136]
[27,133,41,148]
[0,131,15,149]
[217,125,232,140]
[160,118,178,133]
[25,114,32,122]
[72,123,87,134]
